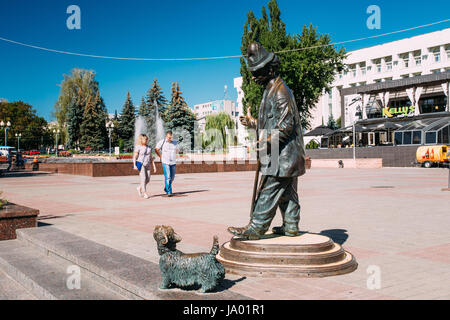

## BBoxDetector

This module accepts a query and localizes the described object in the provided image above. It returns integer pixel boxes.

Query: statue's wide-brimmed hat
[247,42,275,72]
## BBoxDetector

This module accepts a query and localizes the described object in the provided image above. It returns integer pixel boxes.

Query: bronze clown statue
[228,42,306,240]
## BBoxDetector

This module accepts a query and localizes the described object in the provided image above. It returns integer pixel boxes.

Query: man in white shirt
[155,131,179,197]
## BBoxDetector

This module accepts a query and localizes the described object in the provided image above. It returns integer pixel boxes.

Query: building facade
[312,28,450,130]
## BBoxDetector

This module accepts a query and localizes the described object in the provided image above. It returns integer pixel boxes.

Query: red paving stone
[84,211,232,249]
[399,243,450,264]
[1,168,450,300]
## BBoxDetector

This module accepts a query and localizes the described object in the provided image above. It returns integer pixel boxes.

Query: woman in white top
[133,134,157,199]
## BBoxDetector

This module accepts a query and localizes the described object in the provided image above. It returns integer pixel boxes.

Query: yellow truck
[416,145,449,168]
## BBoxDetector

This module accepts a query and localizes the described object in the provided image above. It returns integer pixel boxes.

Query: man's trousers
[248,175,300,234]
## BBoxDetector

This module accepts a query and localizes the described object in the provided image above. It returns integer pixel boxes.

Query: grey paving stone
[0,240,125,300]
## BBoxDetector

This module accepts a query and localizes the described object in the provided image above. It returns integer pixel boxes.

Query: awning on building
[304,126,334,137]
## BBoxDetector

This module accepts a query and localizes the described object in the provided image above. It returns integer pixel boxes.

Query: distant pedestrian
[133,134,157,199]
[155,131,179,197]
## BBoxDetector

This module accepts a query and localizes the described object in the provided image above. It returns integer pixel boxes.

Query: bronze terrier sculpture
[153,225,225,293]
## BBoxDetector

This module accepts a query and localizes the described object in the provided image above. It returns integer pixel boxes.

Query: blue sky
[0,0,449,121]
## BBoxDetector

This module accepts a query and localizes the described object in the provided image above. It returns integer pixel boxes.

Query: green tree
[327,114,338,130]
[54,68,102,144]
[166,81,196,151]
[79,92,108,151]
[139,79,168,147]
[205,113,235,149]
[66,89,85,149]
[0,101,52,150]
[110,110,121,148]
[240,0,346,130]
[138,97,146,118]
[118,92,136,149]
[146,79,168,120]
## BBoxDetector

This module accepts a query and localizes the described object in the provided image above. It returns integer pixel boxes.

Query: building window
[404,59,409,68]
[386,62,392,71]
[415,57,421,66]
[394,132,402,145]
[425,132,437,145]
[403,131,412,145]
[377,64,382,73]
[413,131,422,144]
[367,66,372,71]
[361,67,366,76]
[434,53,441,62]
[419,95,447,113]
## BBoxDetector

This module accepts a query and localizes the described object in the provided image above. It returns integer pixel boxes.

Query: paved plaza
[1,167,450,300]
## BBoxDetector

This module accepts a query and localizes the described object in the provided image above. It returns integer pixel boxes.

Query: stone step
[217,251,357,278]
[230,233,335,253]
[0,240,126,300]
[16,226,248,300]
[0,268,36,300]
[217,233,358,278]
[220,241,346,265]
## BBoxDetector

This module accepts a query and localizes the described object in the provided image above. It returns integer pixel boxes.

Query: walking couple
[133,130,179,198]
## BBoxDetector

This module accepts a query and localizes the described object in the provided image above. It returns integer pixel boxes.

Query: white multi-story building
[312,28,450,129]
[235,28,450,147]
[194,99,238,119]
[193,99,239,133]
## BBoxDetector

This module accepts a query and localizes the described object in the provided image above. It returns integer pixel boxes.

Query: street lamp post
[106,122,114,157]
[53,129,60,156]
[15,133,21,151]
[0,121,11,146]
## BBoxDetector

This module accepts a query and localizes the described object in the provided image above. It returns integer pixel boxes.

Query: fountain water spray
[155,100,165,143]
[134,115,148,146]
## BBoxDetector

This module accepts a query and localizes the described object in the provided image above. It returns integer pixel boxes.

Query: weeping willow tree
[204,112,235,150]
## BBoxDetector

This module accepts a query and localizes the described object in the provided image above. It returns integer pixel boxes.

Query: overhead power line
[0,18,449,61]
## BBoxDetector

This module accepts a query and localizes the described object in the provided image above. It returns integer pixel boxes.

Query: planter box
[0,203,39,240]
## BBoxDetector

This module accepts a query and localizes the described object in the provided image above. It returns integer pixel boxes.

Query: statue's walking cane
[250,159,261,216]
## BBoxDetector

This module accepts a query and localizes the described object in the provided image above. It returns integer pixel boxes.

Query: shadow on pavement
[151,190,209,198]
[319,229,349,245]
[0,171,52,178]
[213,277,247,293]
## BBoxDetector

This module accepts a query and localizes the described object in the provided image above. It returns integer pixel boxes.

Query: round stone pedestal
[217,233,357,278]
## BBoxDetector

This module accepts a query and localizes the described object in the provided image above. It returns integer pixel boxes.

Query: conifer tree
[165,82,196,151]
[66,91,84,149]
[79,92,108,151]
[146,79,168,120]
[118,92,136,149]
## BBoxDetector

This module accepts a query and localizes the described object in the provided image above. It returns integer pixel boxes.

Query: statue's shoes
[228,226,264,240]
[272,226,300,237]
[227,226,247,237]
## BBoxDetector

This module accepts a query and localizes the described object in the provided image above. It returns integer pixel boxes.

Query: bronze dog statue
[153,225,225,293]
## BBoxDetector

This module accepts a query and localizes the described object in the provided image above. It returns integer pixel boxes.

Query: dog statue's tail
[210,235,220,256]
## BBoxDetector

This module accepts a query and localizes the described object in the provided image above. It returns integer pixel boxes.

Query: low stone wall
[0,203,39,240]
[306,146,418,167]
[26,161,259,177]
[311,158,382,169]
